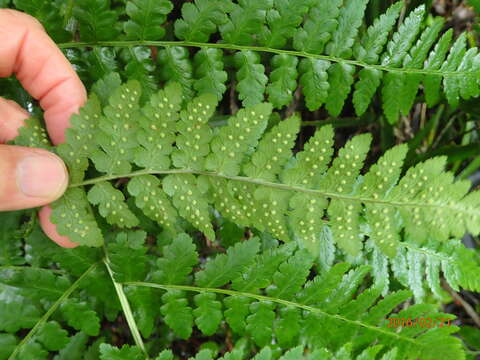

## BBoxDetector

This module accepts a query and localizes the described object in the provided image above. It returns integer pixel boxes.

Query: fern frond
[54,1,480,121]
[17,82,480,260]
[118,236,466,360]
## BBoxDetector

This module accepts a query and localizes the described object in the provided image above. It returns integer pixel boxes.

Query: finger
[39,206,78,248]
[0,97,29,142]
[0,9,87,145]
[0,144,68,211]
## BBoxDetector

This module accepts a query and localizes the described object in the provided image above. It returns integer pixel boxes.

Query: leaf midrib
[57,40,476,77]
[68,168,480,216]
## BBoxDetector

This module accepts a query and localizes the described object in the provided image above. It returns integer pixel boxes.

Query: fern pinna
[15,80,480,260]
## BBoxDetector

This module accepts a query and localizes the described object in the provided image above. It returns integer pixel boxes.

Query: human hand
[0,10,86,247]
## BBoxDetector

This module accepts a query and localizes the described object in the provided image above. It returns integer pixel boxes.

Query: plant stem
[8,263,98,360]
[56,40,472,77]
[104,259,149,358]
[68,168,480,217]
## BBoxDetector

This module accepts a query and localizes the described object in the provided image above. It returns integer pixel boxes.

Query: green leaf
[354,2,403,63]
[325,62,356,117]
[266,55,299,109]
[193,48,228,100]
[246,301,275,347]
[99,344,144,360]
[87,182,139,228]
[293,0,342,54]
[54,332,89,360]
[108,231,148,282]
[326,0,369,58]
[0,296,40,333]
[193,293,223,335]
[153,233,199,285]
[36,321,69,351]
[381,5,426,67]
[13,0,71,42]
[51,188,104,247]
[353,67,382,116]
[234,51,268,107]
[175,0,233,42]
[196,238,260,287]
[259,0,312,48]
[0,333,17,360]
[161,290,194,339]
[74,0,120,42]
[124,0,173,40]
[61,300,101,336]
[299,59,330,111]
[157,47,195,101]
[220,0,273,45]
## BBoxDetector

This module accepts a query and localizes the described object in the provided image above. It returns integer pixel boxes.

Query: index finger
[0,10,86,145]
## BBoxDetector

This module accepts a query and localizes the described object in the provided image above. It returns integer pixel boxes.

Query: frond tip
[15,81,480,258]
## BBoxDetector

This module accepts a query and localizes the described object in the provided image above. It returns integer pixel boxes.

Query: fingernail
[17,154,67,198]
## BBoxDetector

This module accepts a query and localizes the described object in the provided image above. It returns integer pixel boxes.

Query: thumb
[0,145,68,211]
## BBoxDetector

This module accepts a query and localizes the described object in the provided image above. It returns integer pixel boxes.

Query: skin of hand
[0,9,87,248]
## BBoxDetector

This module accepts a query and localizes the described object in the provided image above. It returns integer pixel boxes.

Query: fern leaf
[442,33,468,108]
[259,0,312,49]
[127,175,179,233]
[220,0,273,45]
[246,301,275,347]
[163,174,215,239]
[299,59,330,111]
[13,0,70,42]
[171,94,217,170]
[153,233,198,285]
[124,0,173,40]
[193,48,228,101]
[353,68,382,116]
[266,249,312,300]
[14,118,52,150]
[174,0,232,42]
[224,296,252,334]
[206,103,272,176]
[108,231,148,283]
[99,344,143,360]
[274,307,301,347]
[325,63,356,117]
[193,293,223,335]
[134,83,182,170]
[381,6,425,67]
[35,321,69,351]
[73,0,120,42]
[266,55,299,109]
[160,290,193,339]
[87,183,139,228]
[394,18,445,120]
[61,300,101,336]
[233,51,268,107]
[196,238,260,287]
[326,0,369,58]
[231,243,295,293]
[121,47,158,101]
[354,2,403,64]
[293,0,342,54]
[243,115,300,181]
[157,47,195,101]
[51,188,103,247]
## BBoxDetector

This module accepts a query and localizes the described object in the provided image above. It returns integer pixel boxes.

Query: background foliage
[1,0,480,359]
